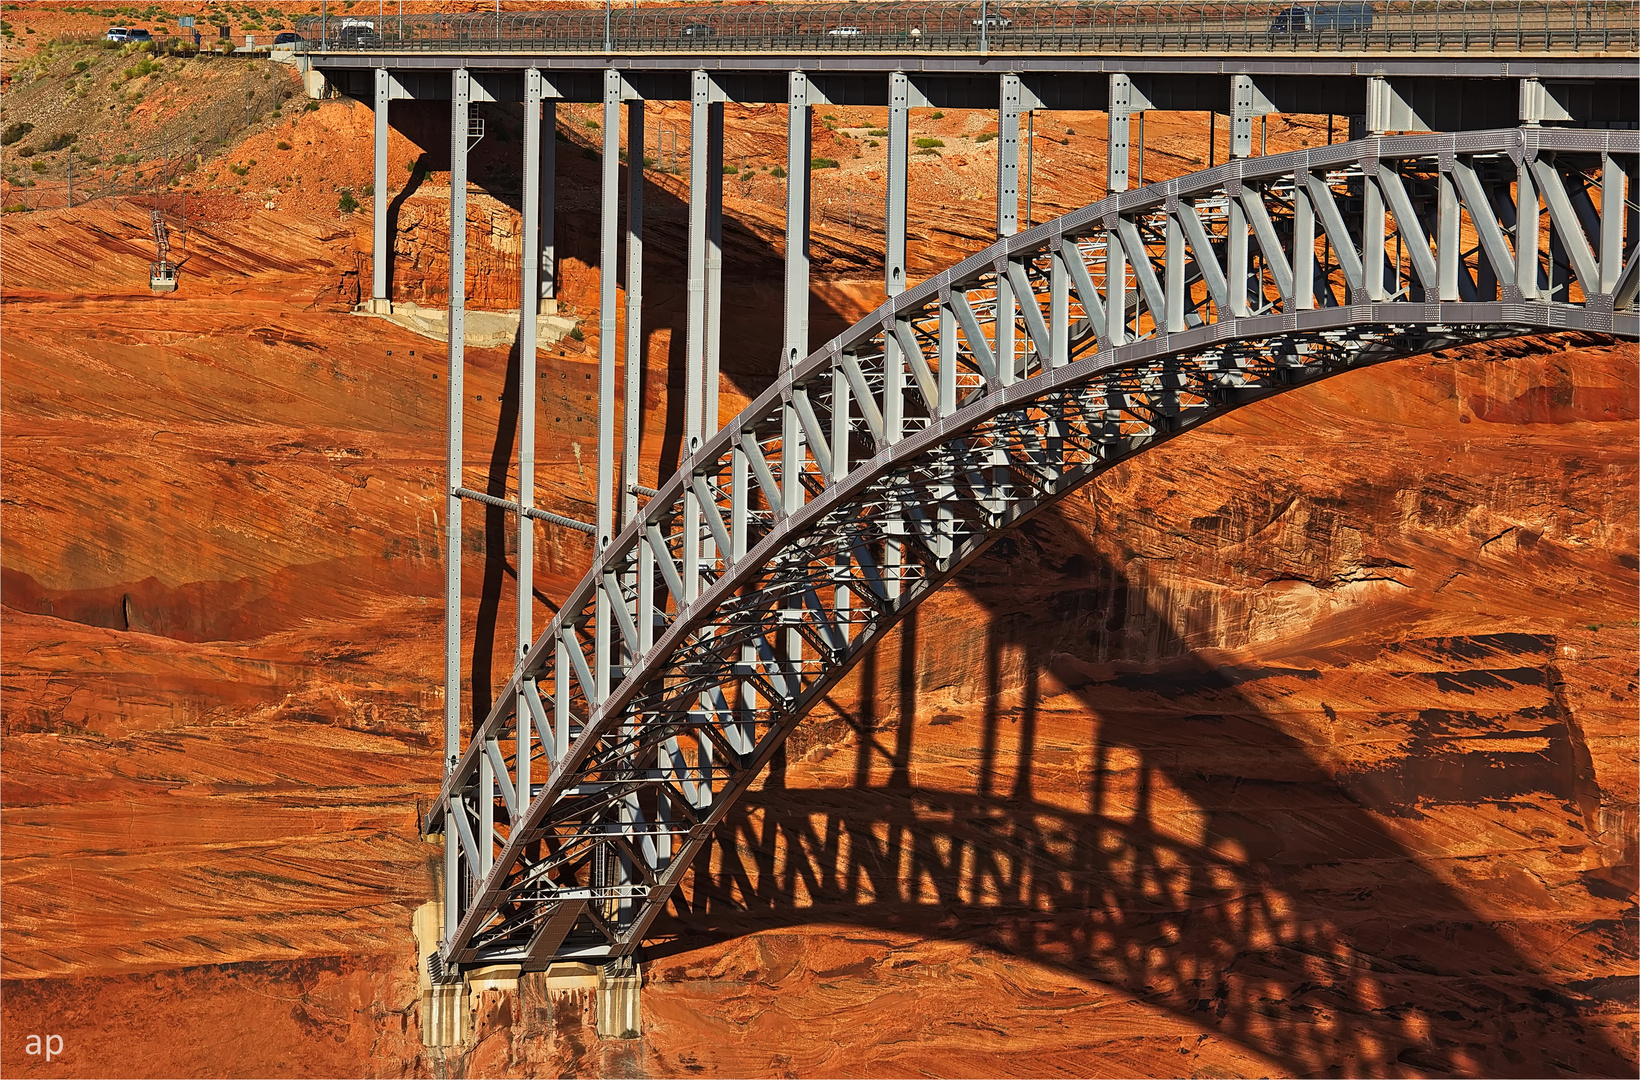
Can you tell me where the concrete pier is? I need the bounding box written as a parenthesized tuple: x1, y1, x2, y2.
(595, 959, 642, 1039)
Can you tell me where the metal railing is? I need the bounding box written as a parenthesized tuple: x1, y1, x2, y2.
(295, 1, 1636, 55)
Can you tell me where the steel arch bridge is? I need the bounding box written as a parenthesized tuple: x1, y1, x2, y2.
(426, 126, 1637, 972)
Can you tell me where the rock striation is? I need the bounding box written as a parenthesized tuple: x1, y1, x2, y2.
(0, 54, 1634, 1077)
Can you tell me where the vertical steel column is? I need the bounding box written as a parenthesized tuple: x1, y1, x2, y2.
(442, 66, 471, 945)
(1231, 74, 1255, 159)
(995, 262, 1016, 382)
(1600, 153, 1626, 294)
(1363, 168, 1387, 301)
(1516, 158, 1539, 299)
(1437, 168, 1460, 301)
(542, 101, 556, 301)
(1293, 178, 1316, 310)
(886, 71, 909, 296)
(596, 68, 621, 702)
(517, 68, 543, 799)
(1106, 227, 1127, 345)
(623, 101, 645, 531)
(782, 70, 812, 674)
(1108, 73, 1132, 194)
(784, 72, 812, 370)
(997, 74, 1020, 237)
(1228, 196, 1249, 316)
(705, 99, 724, 436)
(684, 70, 711, 600)
(1163, 215, 1185, 333)
(881, 71, 911, 608)
(372, 66, 390, 310)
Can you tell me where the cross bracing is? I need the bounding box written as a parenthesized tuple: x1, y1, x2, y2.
(425, 126, 1637, 971)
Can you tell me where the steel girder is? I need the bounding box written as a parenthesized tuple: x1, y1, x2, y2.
(427, 126, 1638, 971)
(297, 2, 1639, 56)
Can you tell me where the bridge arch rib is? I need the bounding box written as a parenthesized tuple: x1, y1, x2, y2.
(429, 126, 1638, 969)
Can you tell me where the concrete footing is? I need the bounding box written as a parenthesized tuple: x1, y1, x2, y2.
(595, 960, 642, 1040)
(355, 300, 572, 349)
(423, 983, 467, 1047)
(412, 902, 467, 1047)
(412, 902, 640, 1045)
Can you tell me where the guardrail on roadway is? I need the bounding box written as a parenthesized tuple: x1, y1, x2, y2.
(295, 1, 1636, 55)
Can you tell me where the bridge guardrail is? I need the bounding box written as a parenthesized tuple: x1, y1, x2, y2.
(295, 1, 1637, 55)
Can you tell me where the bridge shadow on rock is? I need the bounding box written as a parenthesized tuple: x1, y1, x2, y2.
(646, 506, 1633, 1078)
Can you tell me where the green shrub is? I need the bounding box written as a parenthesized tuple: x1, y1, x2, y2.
(73, 59, 90, 73)
(771, 165, 785, 178)
(361, 181, 374, 197)
(337, 187, 358, 213)
(276, 140, 291, 150)
(39, 132, 77, 152)
(303, 100, 319, 112)
(31, 160, 46, 172)
(1, 121, 33, 146)
(975, 131, 996, 143)
(914, 137, 943, 149)
(568, 325, 584, 342)
(722, 163, 738, 175)
(867, 128, 888, 137)
(914, 148, 940, 156)
(811, 157, 838, 169)
(929, 111, 944, 119)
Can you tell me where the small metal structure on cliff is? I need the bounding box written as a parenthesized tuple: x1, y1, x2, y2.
(149, 207, 178, 293)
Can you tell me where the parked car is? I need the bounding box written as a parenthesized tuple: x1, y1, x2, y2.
(1269, 3, 1376, 33)
(272, 31, 304, 46)
(127, 28, 153, 43)
(105, 26, 130, 42)
(828, 25, 864, 37)
(680, 23, 714, 37)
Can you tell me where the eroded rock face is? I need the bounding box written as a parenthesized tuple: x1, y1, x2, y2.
(2, 94, 1635, 1078)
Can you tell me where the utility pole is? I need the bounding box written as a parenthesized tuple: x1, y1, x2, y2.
(66, 157, 72, 208)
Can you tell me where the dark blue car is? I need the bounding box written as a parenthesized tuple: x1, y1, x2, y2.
(1270, 3, 1376, 33)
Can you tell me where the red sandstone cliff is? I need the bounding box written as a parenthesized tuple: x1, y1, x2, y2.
(2, 14, 1636, 1077)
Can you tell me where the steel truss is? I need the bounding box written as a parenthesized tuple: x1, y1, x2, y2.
(426, 127, 1638, 971)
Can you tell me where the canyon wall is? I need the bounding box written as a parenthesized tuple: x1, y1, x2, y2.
(1, 63, 1634, 1078)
